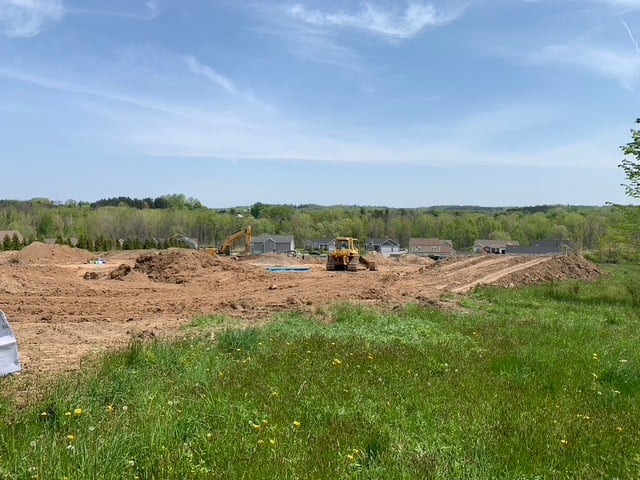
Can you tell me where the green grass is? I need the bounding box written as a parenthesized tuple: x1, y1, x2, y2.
(1, 265, 639, 479)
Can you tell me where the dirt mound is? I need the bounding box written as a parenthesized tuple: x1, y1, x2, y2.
(14, 242, 93, 265)
(133, 249, 247, 283)
(396, 254, 435, 266)
(368, 252, 435, 266)
(493, 255, 604, 288)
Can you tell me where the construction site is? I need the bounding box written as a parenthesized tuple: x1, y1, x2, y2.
(0, 241, 604, 378)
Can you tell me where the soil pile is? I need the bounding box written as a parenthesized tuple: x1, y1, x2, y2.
(396, 254, 435, 266)
(133, 249, 247, 283)
(13, 242, 93, 265)
(494, 255, 604, 288)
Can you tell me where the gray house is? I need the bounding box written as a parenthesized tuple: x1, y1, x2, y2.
(304, 238, 335, 252)
(408, 238, 455, 259)
(473, 239, 520, 254)
(252, 234, 295, 255)
(365, 238, 401, 256)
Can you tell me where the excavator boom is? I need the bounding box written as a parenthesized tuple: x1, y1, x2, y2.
(206, 226, 252, 256)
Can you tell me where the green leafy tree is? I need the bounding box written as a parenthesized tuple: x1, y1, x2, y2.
(606, 119, 640, 261)
(620, 118, 640, 199)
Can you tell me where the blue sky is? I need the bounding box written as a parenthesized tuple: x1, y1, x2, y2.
(1, 0, 639, 208)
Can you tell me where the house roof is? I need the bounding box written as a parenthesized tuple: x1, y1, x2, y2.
(304, 238, 334, 244)
(252, 234, 294, 243)
(367, 238, 400, 246)
(409, 238, 452, 247)
(473, 239, 520, 248)
(0, 230, 23, 241)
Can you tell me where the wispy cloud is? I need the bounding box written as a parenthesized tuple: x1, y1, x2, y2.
(286, 1, 467, 40)
(184, 56, 237, 94)
(0, 0, 64, 37)
(0, 67, 205, 118)
(588, 0, 640, 8)
(529, 41, 640, 89)
(66, 0, 160, 21)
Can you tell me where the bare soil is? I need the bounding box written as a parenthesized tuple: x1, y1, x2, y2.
(0, 243, 603, 376)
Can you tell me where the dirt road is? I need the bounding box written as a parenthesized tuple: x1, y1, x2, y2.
(0, 243, 602, 375)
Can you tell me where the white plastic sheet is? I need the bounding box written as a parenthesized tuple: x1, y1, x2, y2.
(0, 309, 21, 376)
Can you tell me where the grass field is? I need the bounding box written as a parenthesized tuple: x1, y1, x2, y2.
(1, 264, 639, 479)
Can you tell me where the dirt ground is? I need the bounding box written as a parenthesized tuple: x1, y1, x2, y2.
(0, 243, 603, 377)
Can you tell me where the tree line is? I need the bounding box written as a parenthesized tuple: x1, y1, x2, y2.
(0, 197, 623, 257)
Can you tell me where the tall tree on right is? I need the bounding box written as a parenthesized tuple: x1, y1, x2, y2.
(620, 118, 640, 199)
(608, 118, 640, 261)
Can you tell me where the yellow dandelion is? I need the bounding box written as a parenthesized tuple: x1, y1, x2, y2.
(262, 419, 269, 425)
(206, 433, 214, 441)
(74, 408, 83, 416)
(560, 439, 568, 445)
(65, 411, 72, 417)
(251, 423, 261, 432)
(332, 358, 342, 366)
(40, 412, 48, 418)
(269, 438, 276, 445)
(346, 454, 355, 462)
(292, 420, 301, 429)
(617, 426, 623, 432)
(66, 435, 76, 442)
(106, 405, 114, 412)
(257, 439, 265, 445)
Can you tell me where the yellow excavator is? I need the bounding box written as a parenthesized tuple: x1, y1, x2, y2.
(204, 226, 252, 256)
(326, 237, 376, 271)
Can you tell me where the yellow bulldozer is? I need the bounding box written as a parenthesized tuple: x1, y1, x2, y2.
(326, 237, 376, 271)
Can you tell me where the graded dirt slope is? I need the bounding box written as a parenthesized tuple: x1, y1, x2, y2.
(0, 245, 603, 376)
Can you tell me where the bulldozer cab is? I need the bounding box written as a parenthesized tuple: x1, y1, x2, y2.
(335, 237, 357, 252)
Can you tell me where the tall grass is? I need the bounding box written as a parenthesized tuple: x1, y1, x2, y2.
(0, 265, 639, 479)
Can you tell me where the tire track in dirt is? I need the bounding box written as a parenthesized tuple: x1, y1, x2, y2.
(450, 257, 550, 293)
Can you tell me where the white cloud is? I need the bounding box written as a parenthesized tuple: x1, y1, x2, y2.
(588, 0, 640, 8)
(0, 0, 63, 37)
(286, 1, 465, 40)
(184, 56, 237, 94)
(529, 42, 640, 89)
(145, 0, 159, 19)
(66, 1, 160, 21)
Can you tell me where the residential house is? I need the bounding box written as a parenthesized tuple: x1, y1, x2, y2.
(408, 238, 455, 259)
(365, 238, 401, 256)
(252, 234, 295, 255)
(506, 240, 574, 255)
(473, 239, 520, 254)
(303, 238, 335, 253)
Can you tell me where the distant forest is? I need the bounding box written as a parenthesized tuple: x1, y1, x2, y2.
(0, 194, 627, 260)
